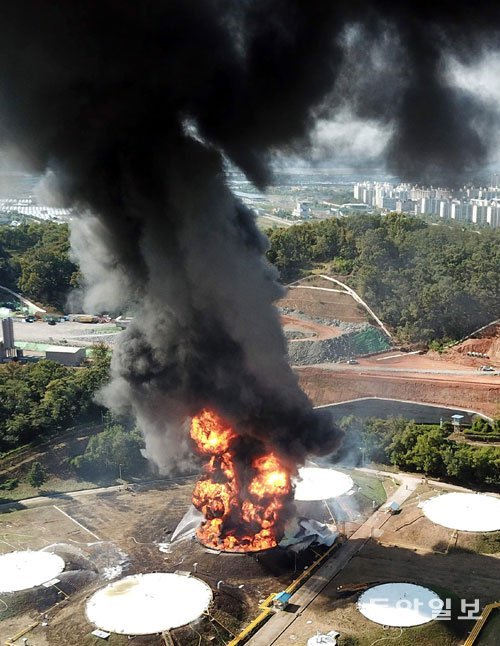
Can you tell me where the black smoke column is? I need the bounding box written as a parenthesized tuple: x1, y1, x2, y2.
(0, 1, 499, 472)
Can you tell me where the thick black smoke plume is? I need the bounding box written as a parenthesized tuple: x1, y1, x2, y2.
(0, 2, 499, 471)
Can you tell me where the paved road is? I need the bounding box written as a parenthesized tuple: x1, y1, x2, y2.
(306, 363, 499, 377)
(0, 475, 198, 512)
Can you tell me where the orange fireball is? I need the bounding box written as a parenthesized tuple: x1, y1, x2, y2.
(248, 453, 291, 499)
(190, 409, 236, 454)
(190, 410, 292, 552)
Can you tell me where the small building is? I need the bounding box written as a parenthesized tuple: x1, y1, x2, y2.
(272, 591, 292, 610)
(45, 345, 86, 367)
(293, 201, 311, 219)
(451, 414, 465, 431)
(385, 501, 401, 515)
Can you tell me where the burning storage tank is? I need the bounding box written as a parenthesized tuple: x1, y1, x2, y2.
(190, 409, 293, 552)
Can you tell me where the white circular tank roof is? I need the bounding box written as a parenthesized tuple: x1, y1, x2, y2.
(294, 467, 354, 501)
(422, 492, 500, 532)
(0, 550, 65, 593)
(86, 573, 213, 635)
(358, 583, 443, 627)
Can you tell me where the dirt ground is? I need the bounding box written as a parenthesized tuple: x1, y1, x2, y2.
(280, 278, 499, 417)
(273, 539, 499, 646)
(296, 366, 500, 417)
(271, 484, 500, 646)
(449, 322, 500, 364)
(1, 476, 499, 645)
(12, 319, 121, 346)
(278, 277, 369, 323)
(0, 477, 348, 645)
(281, 314, 343, 340)
(360, 348, 500, 372)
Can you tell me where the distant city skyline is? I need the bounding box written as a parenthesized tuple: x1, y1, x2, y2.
(354, 181, 500, 228)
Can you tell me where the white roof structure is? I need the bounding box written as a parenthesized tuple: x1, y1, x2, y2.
(86, 573, 213, 635)
(307, 631, 339, 645)
(294, 467, 354, 501)
(0, 551, 65, 593)
(358, 583, 443, 627)
(421, 492, 500, 532)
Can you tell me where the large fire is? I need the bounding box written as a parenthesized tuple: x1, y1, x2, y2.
(190, 409, 292, 552)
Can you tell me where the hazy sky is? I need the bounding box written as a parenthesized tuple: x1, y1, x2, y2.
(309, 48, 500, 172)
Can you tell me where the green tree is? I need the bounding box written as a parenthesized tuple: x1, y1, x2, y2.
(410, 428, 449, 475)
(27, 461, 47, 489)
(0, 351, 110, 452)
(72, 422, 145, 477)
(470, 417, 492, 435)
(18, 247, 76, 310)
(443, 445, 474, 482)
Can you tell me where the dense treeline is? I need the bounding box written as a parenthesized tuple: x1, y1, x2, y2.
(338, 416, 500, 487)
(267, 214, 500, 343)
(0, 222, 78, 310)
(2, 214, 499, 342)
(0, 344, 110, 453)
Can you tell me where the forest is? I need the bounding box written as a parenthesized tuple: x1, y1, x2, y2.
(338, 416, 500, 488)
(1, 214, 499, 343)
(0, 344, 109, 453)
(267, 213, 500, 343)
(0, 222, 78, 310)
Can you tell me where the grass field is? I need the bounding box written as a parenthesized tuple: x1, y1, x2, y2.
(350, 471, 390, 507)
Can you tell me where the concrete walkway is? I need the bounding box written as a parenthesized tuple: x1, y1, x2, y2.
(0, 475, 199, 512)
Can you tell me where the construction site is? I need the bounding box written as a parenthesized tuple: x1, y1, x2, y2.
(280, 276, 499, 419)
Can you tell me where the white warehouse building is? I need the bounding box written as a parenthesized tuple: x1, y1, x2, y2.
(45, 346, 86, 367)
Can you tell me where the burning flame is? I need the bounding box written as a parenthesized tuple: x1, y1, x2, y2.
(190, 409, 292, 552)
(190, 409, 236, 454)
(249, 453, 290, 499)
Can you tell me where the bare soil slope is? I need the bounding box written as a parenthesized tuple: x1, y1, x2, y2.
(448, 322, 500, 365)
(279, 275, 369, 323)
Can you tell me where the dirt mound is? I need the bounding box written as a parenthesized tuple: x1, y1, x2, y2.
(281, 313, 343, 340)
(450, 322, 500, 363)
